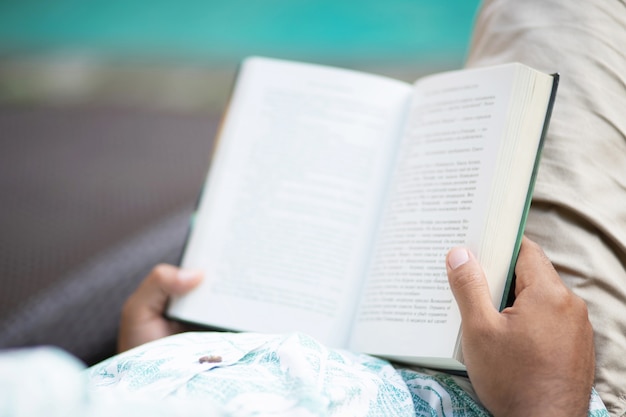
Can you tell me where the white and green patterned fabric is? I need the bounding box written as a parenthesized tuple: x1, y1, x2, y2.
(1, 332, 609, 416)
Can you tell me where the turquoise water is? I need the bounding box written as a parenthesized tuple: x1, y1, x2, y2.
(0, 0, 480, 66)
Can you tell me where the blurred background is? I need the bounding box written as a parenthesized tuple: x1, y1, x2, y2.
(0, 0, 480, 109)
(0, 0, 481, 364)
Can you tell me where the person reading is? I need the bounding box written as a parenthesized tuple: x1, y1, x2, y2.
(114, 237, 597, 417)
(2, 0, 624, 415)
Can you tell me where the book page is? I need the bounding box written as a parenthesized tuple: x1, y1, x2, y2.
(350, 66, 518, 360)
(169, 57, 412, 347)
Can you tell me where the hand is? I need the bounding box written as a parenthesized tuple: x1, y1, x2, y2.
(446, 237, 594, 417)
(117, 264, 203, 353)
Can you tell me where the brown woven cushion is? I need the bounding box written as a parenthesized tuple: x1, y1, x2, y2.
(0, 105, 218, 364)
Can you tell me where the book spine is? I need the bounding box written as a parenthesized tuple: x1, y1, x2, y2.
(499, 73, 560, 310)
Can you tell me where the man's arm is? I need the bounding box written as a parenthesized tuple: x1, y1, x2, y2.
(117, 264, 203, 353)
(446, 237, 595, 417)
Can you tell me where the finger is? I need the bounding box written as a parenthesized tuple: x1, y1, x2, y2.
(127, 264, 203, 317)
(514, 237, 564, 297)
(446, 247, 499, 323)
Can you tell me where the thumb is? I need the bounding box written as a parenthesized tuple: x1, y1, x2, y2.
(446, 247, 498, 323)
(171, 268, 205, 295)
(130, 265, 203, 317)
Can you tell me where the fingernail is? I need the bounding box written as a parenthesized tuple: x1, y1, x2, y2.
(178, 269, 200, 281)
(448, 248, 470, 270)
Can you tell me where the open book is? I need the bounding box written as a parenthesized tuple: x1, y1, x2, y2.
(168, 56, 558, 371)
